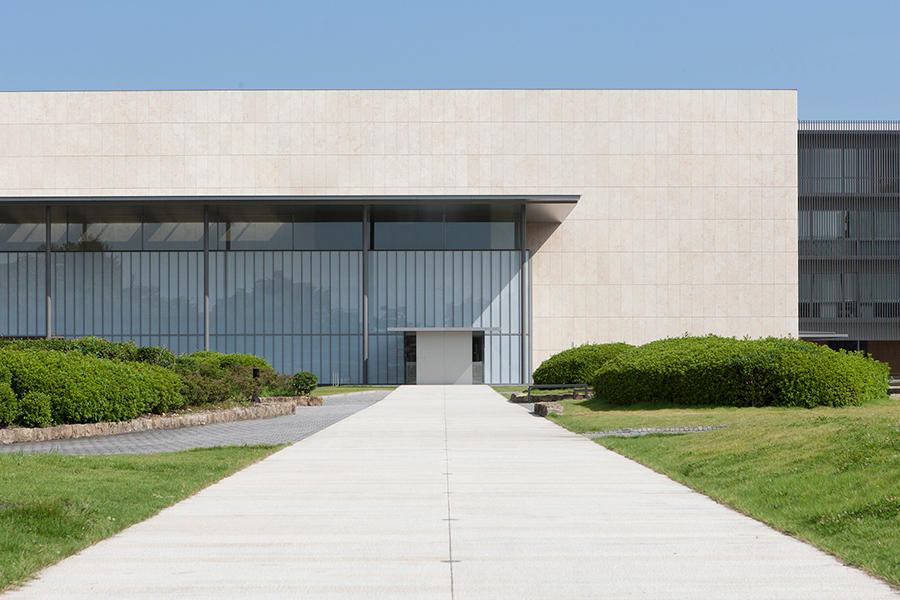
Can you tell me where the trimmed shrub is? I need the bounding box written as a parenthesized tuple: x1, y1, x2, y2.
(0, 337, 140, 362)
(136, 345, 176, 369)
(17, 392, 52, 428)
(533, 343, 634, 385)
(592, 335, 889, 408)
(292, 371, 318, 395)
(76, 337, 141, 362)
(0, 348, 184, 425)
(0, 337, 177, 370)
(173, 355, 200, 375)
(0, 382, 17, 426)
(219, 353, 273, 371)
(189, 351, 274, 378)
(180, 352, 283, 406)
(0, 363, 11, 386)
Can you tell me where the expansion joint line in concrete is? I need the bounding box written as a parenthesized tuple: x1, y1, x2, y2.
(442, 389, 457, 599)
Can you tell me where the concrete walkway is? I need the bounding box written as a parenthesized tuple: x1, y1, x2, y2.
(4, 386, 897, 599)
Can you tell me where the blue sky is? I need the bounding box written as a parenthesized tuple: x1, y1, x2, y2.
(2, 0, 898, 119)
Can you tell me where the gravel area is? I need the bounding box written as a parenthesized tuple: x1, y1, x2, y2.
(583, 425, 729, 438)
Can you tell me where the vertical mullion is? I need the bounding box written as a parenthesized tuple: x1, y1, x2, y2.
(45, 206, 51, 338)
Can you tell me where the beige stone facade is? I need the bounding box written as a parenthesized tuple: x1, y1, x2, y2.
(0, 90, 799, 367)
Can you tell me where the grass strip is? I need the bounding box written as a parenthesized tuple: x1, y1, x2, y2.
(0, 444, 285, 592)
(549, 396, 900, 588)
(311, 385, 397, 396)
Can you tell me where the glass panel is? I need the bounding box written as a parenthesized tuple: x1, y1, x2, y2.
(472, 332, 484, 385)
(444, 222, 517, 249)
(0, 253, 46, 337)
(373, 222, 443, 250)
(143, 222, 204, 251)
(0, 224, 45, 251)
(220, 222, 292, 250)
(445, 204, 518, 249)
(404, 332, 417, 384)
(68, 222, 142, 251)
(294, 222, 363, 250)
(371, 204, 443, 250)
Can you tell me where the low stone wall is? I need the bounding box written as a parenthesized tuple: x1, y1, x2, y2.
(260, 395, 324, 406)
(0, 396, 324, 445)
(509, 391, 592, 403)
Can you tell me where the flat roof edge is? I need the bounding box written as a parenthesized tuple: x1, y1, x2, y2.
(0, 194, 580, 204)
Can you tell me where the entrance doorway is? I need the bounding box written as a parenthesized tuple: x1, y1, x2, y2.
(402, 330, 486, 385)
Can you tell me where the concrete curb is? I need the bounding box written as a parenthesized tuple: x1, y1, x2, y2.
(0, 396, 323, 445)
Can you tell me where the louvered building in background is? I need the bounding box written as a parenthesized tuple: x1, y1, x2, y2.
(799, 122, 900, 372)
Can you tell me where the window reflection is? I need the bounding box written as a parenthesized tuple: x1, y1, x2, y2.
(370, 204, 519, 250)
(370, 205, 443, 250)
(217, 222, 292, 251)
(293, 206, 363, 250)
(0, 223, 45, 251)
(445, 222, 516, 249)
(68, 223, 142, 251)
(373, 222, 443, 250)
(144, 222, 204, 251)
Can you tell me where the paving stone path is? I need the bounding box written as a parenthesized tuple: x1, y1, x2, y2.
(583, 425, 729, 438)
(0, 391, 390, 455)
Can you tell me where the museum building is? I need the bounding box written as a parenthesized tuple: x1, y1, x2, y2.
(0, 90, 800, 384)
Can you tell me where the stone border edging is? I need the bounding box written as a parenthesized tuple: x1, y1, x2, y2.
(0, 396, 323, 445)
(583, 425, 728, 438)
(510, 391, 592, 403)
(533, 402, 564, 417)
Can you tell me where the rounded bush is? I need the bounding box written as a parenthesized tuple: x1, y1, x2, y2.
(220, 353, 273, 371)
(17, 391, 52, 428)
(173, 355, 200, 375)
(189, 351, 274, 378)
(292, 371, 318, 395)
(0, 382, 18, 426)
(0, 337, 140, 362)
(77, 337, 140, 362)
(136, 345, 176, 369)
(0, 348, 184, 425)
(592, 335, 889, 408)
(533, 343, 634, 385)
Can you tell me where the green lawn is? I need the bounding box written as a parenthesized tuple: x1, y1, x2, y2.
(549, 396, 900, 587)
(311, 385, 397, 396)
(0, 445, 284, 592)
(490, 386, 526, 393)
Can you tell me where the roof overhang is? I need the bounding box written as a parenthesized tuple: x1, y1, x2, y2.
(0, 194, 580, 224)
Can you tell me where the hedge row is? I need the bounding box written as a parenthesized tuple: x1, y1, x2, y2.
(188, 351, 274, 378)
(532, 343, 634, 385)
(0, 339, 321, 428)
(589, 336, 889, 408)
(0, 348, 184, 426)
(0, 337, 176, 368)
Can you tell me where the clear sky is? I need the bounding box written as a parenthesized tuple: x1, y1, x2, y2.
(2, 0, 898, 120)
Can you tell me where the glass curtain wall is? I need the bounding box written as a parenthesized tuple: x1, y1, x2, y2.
(367, 250, 522, 384)
(208, 250, 363, 381)
(0, 205, 47, 337)
(0, 201, 527, 384)
(47, 204, 205, 353)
